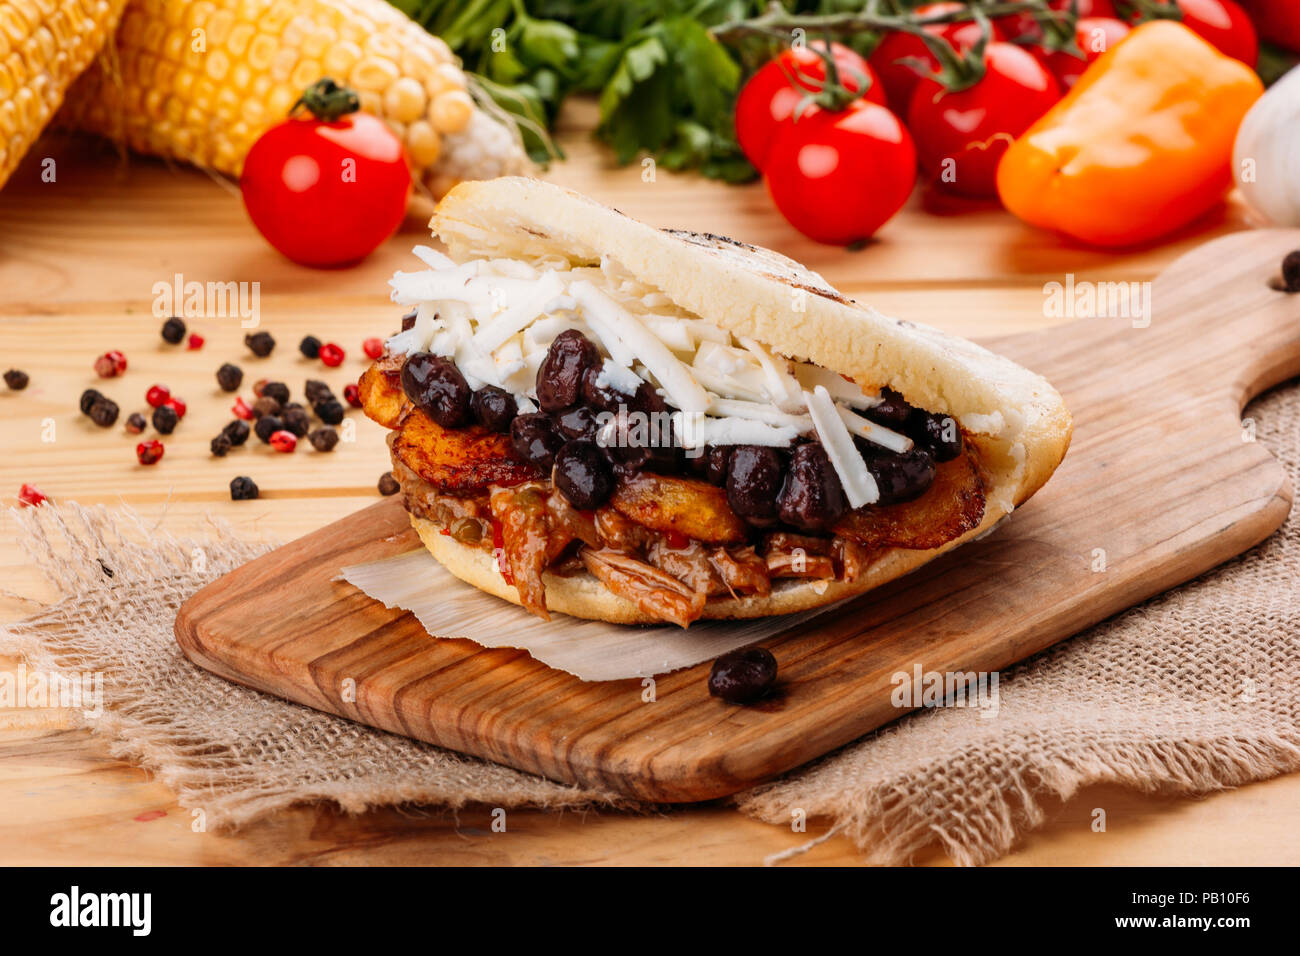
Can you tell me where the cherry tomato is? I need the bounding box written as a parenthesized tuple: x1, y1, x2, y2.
(1034, 17, 1131, 91)
(997, 0, 1119, 43)
(908, 42, 1060, 199)
(1136, 0, 1257, 65)
(735, 41, 887, 170)
(764, 99, 916, 245)
(241, 80, 410, 268)
(1237, 0, 1300, 54)
(870, 3, 1006, 117)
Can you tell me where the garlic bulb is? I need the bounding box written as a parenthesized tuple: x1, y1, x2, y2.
(1234, 66, 1300, 227)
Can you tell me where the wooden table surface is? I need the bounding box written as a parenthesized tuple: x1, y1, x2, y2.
(3, 105, 1298, 866)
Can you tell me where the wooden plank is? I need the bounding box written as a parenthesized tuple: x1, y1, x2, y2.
(2, 128, 1293, 865)
(174, 228, 1300, 802)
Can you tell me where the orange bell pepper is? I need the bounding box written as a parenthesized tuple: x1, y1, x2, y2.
(996, 21, 1263, 247)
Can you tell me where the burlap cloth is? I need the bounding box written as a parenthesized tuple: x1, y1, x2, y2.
(4, 382, 1299, 866)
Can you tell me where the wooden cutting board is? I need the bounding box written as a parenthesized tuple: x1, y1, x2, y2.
(175, 229, 1300, 803)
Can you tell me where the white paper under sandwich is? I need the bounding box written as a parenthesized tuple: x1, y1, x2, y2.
(339, 550, 837, 681)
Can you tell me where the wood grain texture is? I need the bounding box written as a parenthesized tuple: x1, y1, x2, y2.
(175, 229, 1300, 803)
(4, 115, 1297, 864)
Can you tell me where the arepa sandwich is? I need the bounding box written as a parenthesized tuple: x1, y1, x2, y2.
(358, 178, 1072, 627)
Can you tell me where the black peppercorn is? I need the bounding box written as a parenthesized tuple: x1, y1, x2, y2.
(254, 415, 282, 443)
(1283, 250, 1300, 293)
(88, 396, 120, 428)
(222, 419, 251, 446)
(152, 403, 179, 434)
(125, 412, 147, 434)
(299, 335, 322, 358)
(377, 472, 399, 496)
(309, 427, 339, 452)
(216, 363, 243, 392)
(230, 476, 259, 500)
(281, 405, 310, 437)
(3, 369, 28, 390)
(161, 316, 186, 344)
(304, 379, 334, 405)
(80, 388, 103, 415)
(315, 398, 345, 425)
(210, 433, 233, 457)
(261, 381, 290, 405)
(251, 395, 282, 419)
(244, 331, 275, 357)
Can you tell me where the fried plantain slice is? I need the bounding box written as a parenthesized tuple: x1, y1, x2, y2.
(609, 472, 749, 545)
(834, 450, 986, 552)
(391, 409, 538, 495)
(358, 357, 407, 430)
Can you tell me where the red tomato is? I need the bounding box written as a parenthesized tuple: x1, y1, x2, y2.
(241, 86, 410, 268)
(1237, 0, 1300, 54)
(908, 42, 1060, 199)
(764, 99, 916, 245)
(998, 0, 1119, 42)
(735, 41, 887, 170)
(870, 3, 1005, 117)
(1137, 0, 1258, 65)
(1035, 17, 1131, 91)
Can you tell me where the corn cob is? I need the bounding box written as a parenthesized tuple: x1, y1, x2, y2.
(0, 0, 128, 190)
(60, 0, 529, 198)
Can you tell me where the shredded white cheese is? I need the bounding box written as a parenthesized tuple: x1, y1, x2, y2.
(806, 386, 880, 508)
(570, 281, 710, 414)
(835, 405, 913, 454)
(386, 250, 917, 508)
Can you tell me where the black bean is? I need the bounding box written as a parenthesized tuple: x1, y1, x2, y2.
(863, 387, 913, 428)
(244, 331, 275, 357)
(629, 381, 668, 416)
(859, 443, 936, 506)
(726, 445, 785, 521)
(125, 412, 147, 434)
(210, 434, 232, 457)
(553, 440, 616, 510)
(304, 379, 334, 405)
(400, 351, 471, 427)
(161, 316, 186, 344)
(314, 399, 345, 425)
(299, 335, 321, 358)
(378, 472, 400, 496)
(908, 409, 963, 462)
(470, 386, 517, 432)
(4, 369, 28, 390)
(254, 415, 283, 443)
(536, 330, 599, 412)
(704, 446, 730, 486)
(222, 419, 251, 446)
(261, 381, 290, 405)
(281, 406, 311, 437)
(778, 441, 846, 531)
(580, 364, 629, 412)
(230, 476, 259, 500)
(708, 647, 778, 704)
(509, 413, 564, 471)
(80, 388, 103, 415)
(309, 427, 339, 452)
(151, 404, 178, 434)
(88, 397, 119, 428)
(216, 363, 243, 392)
(554, 404, 598, 441)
